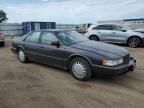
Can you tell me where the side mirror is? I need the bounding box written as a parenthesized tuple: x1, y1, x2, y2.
(121, 29, 127, 32)
(51, 41, 61, 47)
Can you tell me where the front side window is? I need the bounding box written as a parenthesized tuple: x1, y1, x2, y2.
(41, 32, 58, 45)
(25, 32, 41, 43)
(93, 25, 112, 30)
(112, 25, 123, 31)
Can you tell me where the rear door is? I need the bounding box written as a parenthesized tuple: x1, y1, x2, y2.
(23, 32, 41, 61)
(92, 25, 113, 41)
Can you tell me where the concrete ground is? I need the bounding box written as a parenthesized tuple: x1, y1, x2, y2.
(0, 38, 144, 108)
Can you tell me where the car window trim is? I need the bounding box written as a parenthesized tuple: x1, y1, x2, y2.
(23, 32, 33, 41)
(93, 25, 113, 30)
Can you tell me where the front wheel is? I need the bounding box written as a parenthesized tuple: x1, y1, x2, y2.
(128, 37, 141, 48)
(70, 57, 92, 81)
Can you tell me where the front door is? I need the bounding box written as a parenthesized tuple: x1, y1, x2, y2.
(110, 25, 128, 43)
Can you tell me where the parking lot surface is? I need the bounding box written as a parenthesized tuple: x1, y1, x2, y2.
(0, 38, 144, 108)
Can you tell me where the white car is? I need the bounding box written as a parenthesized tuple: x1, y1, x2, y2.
(134, 28, 144, 34)
(85, 24, 144, 48)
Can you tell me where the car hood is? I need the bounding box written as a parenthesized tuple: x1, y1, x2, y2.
(134, 30, 144, 34)
(127, 30, 144, 37)
(70, 41, 129, 59)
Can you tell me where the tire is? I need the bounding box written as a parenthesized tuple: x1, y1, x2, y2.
(18, 49, 27, 63)
(89, 35, 99, 41)
(128, 37, 141, 48)
(69, 57, 92, 81)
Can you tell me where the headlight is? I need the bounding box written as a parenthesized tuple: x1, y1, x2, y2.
(102, 59, 124, 66)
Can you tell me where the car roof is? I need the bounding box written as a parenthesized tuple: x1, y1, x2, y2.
(89, 23, 130, 29)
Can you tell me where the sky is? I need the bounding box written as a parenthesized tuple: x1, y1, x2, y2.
(0, 0, 144, 24)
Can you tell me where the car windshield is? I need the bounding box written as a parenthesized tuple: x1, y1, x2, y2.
(55, 31, 89, 45)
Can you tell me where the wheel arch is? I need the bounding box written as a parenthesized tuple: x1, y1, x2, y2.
(16, 45, 25, 53)
(67, 54, 92, 69)
(127, 36, 142, 44)
(89, 34, 100, 41)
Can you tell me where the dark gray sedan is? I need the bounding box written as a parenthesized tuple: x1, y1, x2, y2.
(11, 30, 136, 81)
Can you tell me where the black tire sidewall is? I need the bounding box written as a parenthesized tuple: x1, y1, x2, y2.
(70, 57, 92, 81)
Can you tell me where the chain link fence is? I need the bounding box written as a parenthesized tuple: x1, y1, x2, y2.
(0, 23, 23, 36)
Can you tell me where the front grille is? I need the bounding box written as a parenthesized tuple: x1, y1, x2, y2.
(123, 54, 130, 64)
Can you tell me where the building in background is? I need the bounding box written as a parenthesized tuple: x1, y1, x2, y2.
(97, 18, 144, 30)
(56, 24, 79, 30)
(22, 22, 56, 34)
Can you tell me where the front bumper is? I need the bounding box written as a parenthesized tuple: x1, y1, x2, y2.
(92, 57, 136, 76)
(142, 38, 144, 45)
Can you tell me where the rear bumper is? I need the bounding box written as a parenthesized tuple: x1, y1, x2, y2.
(92, 57, 136, 76)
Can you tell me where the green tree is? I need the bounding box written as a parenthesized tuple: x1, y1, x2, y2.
(0, 10, 8, 23)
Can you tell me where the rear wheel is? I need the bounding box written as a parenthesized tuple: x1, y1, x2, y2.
(18, 49, 27, 63)
(128, 37, 141, 48)
(70, 57, 92, 81)
(89, 35, 99, 41)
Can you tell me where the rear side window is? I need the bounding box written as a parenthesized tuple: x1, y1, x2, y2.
(93, 25, 112, 30)
(40, 32, 58, 45)
(25, 32, 41, 44)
